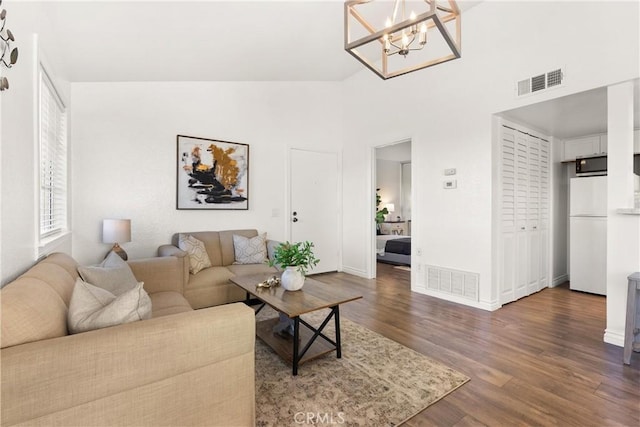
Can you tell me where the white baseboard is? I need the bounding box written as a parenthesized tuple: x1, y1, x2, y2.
(604, 329, 624, 347)
(552, 274, 569, 287)
(412, 286, 500, 311)
(341, 266, 369, 279)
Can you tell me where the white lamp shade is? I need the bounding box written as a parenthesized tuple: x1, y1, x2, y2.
(384, 203, 395, 212)
(103, 219, 131, 244)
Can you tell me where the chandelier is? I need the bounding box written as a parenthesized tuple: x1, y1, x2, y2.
(345, 0, 461, 80)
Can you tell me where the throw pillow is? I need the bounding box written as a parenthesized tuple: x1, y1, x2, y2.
(233, 233, 267, 265)
(178, 234, 212, 275)
(78, 251, 138, 295)
(67, 278, 152, 334)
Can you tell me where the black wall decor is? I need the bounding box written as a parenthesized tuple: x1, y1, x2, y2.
(0, 0, 19, 91)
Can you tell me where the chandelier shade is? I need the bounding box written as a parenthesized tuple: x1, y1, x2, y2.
(344, 0, 461, 80)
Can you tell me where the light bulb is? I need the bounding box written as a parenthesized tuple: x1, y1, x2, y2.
(385, 17, 392, 28)
(419, 23, 427, 45)
(401, 31, 409, 48)
(409, 11, 418, 34)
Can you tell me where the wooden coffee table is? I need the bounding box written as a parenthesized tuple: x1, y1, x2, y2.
(230, 273, 362, 375)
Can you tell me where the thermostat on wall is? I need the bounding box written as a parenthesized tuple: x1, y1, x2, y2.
(443, 179, 457, 189)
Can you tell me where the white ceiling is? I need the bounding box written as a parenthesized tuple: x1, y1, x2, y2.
(26, 0, 481, 82)
(500, 81, 640, 139)
(376, 141, 411, 162)
(39, 0, 358, 81)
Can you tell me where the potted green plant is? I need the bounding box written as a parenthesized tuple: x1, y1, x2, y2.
(269, 241, 320, 291)
(375, 189, 389, 233)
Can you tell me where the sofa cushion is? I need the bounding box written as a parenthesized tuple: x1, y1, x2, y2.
(179, 234, 213, 274)
(1, 278, 69, 348)
(226, 263, 278, 277)
(184, 266, 244, 309)
(39, 252, 81, 284)
(67, 278, 152, 334)
(20, 255, 78, 307)
(78, 251, 139, 295)
(150, 291, 193, 317)
(186, 266, 235, 291)
(233, 233, 267, 264)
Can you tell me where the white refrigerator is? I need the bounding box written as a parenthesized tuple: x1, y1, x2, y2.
(569, 176, 607, 295)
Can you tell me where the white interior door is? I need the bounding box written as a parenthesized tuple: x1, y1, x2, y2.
(289, 149, 339, 274)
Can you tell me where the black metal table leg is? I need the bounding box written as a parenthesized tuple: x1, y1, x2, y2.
(293, 317, 300, 376)
(334, 305, 341, 359)
(288, 306, 342, 375)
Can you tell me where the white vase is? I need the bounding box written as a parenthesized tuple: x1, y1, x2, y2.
(281, 266, 305, 291)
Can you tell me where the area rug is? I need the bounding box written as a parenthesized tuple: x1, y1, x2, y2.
(393, 265, 411, 272)
(255, 307, 469, 426)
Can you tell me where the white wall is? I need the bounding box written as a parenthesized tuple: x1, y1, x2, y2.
(401, 162, 412, 222)
(341, 1, 639, 311)
(70, 82, 342, 265)
(0, 3, 71, 285)
(605, 82, 640, 346)
(376, 159, 401, 219)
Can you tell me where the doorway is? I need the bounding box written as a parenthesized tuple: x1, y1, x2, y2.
(373, 140, 412, 278)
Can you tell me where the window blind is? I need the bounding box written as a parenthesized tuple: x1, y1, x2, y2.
(39, 69, 67, 239)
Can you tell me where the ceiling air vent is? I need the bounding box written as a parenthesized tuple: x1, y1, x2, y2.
(516, 67, 564, 97)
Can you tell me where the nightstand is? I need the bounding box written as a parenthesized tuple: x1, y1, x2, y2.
(380, 221, 407, 235)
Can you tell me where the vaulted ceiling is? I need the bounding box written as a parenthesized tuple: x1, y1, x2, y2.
(18, 1, 637, 139)
(29, 0, 480, 82)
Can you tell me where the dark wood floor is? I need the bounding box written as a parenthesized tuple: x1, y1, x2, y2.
(313, 263, 640, 427)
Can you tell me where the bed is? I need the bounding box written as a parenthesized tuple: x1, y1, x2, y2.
(376, 235, 411, 266)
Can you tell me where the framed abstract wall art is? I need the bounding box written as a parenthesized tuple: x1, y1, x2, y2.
(177, 135, 249, 210)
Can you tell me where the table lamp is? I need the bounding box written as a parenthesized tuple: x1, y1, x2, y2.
(103, 219, 131, 260)
(384, 203, 395, 221)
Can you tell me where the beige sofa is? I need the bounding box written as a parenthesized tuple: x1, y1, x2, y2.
(0, 253, 255, 427)
(159, 229, 278, 309)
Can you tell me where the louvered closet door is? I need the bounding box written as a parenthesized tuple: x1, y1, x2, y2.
(514, 132, 529, 300)
(527, 136, 541, 294)
(538, 139, 550, 290)
(500, 128, 517, 304)
(499, 125, 551, 305)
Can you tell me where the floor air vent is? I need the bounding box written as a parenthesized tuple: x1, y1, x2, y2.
(517, 68, 564, 97)
(425, 265, 479, 301)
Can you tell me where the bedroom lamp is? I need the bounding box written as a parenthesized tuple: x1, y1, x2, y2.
(344, 0, 461, 80)
(103, 219, 131, 260)
(384, 203, 395, 221)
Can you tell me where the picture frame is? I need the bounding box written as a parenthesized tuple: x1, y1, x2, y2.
(176, 135, 249, 210)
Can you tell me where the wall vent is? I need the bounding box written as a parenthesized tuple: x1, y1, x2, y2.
(425, 265, 479, 301)
(517, 79, 530, 96)
(517, 68, 564, 97)
(531, 74, 546, 92)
